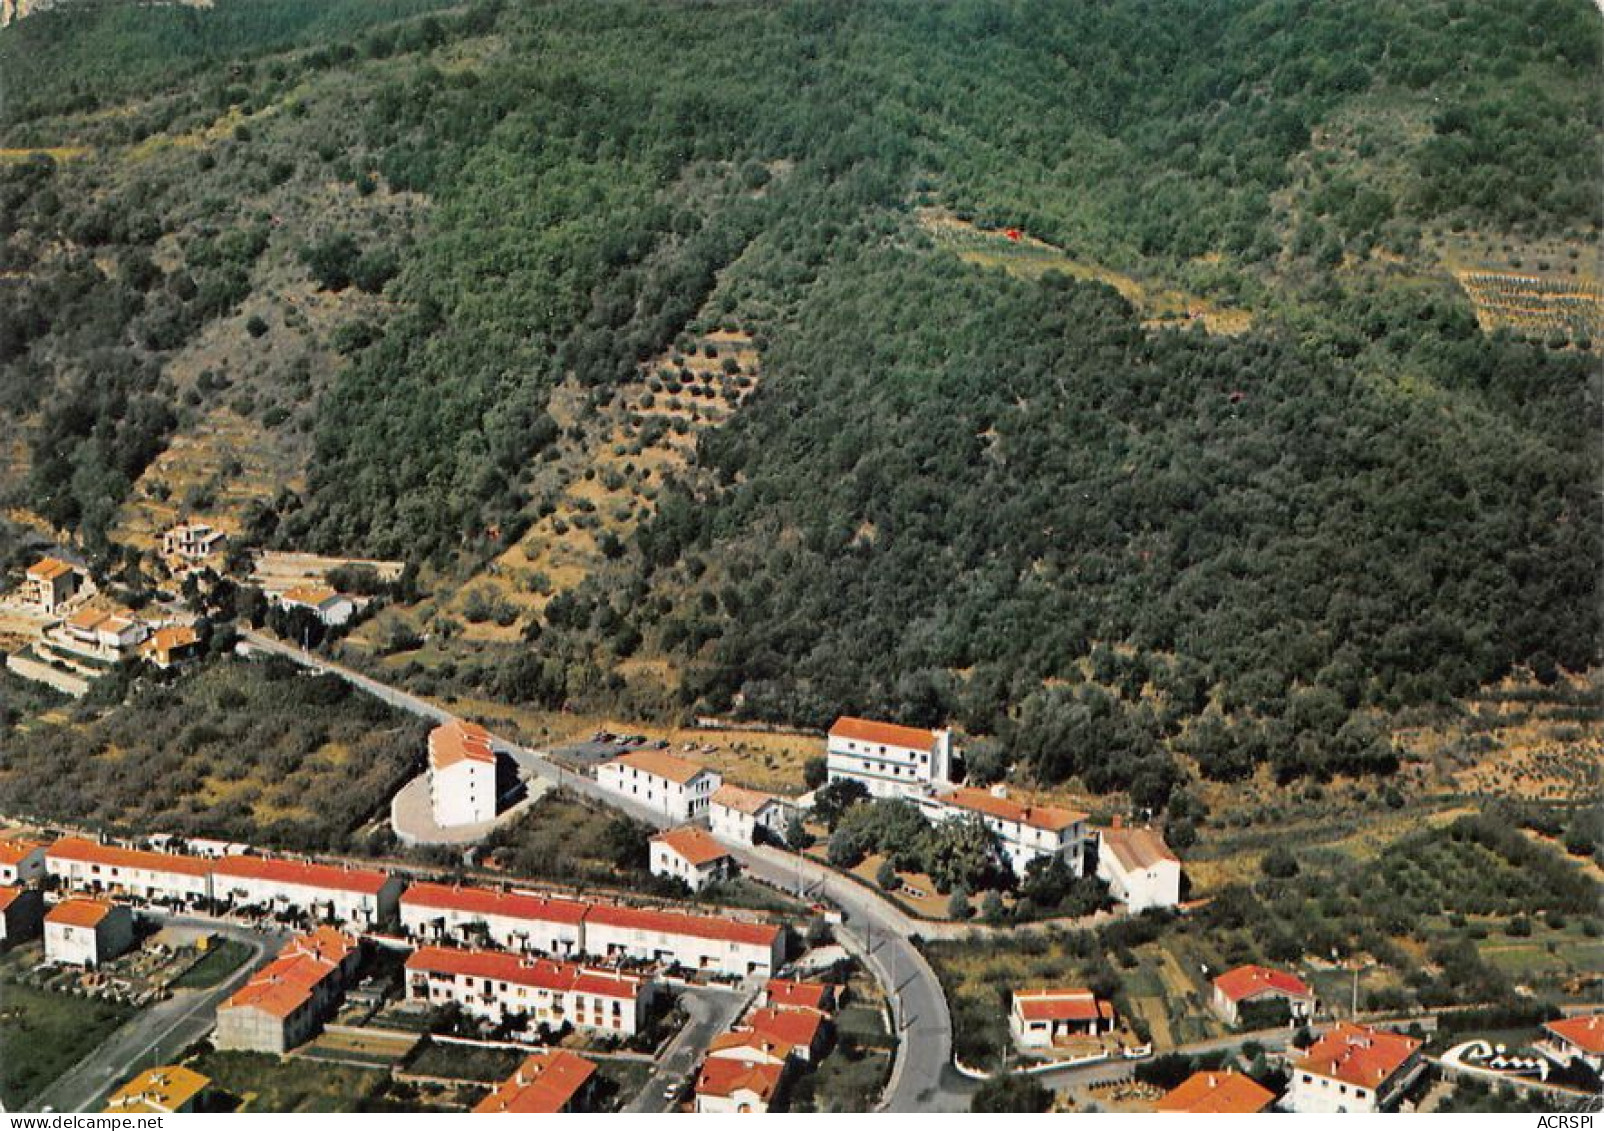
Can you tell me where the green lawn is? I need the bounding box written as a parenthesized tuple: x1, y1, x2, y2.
(0, 984, 134, 1108)
(191, 1050, 391, 1112)
(170, 940, 255, 990)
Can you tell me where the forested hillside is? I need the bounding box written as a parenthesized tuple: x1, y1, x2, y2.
(0, 0, 1598, 800)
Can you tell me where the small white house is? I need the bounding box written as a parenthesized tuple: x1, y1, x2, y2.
(275, 585, 355, 627)
(1539, 1014, 1604, 1073)
(428, 719, 498, 827)
(709, 784, 794, 845)
(649, 826, 735, 892)
(162, 523, 226, 561)
(44, 898, 135, 967)
(595, 751, 720, 822)
(1096, 822, 1182, 912)
(1009, 988, 1115, 1049)
(0, 838, 48, 886)
(1284, 1023, 1423, 1114)
(695, 1058, 787, 1114)
(1211, 964, 1316, 1026)
(825, 716, 955, 800)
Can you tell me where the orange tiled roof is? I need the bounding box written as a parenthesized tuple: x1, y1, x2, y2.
(711, 784, 783, 816)
(1545, 1013, 1604, 1056)
(66, 608, 109, 631)
(1213, 964, 1313, 1004)
(1157, 1070, 1276, 1114)
(212, 854, 391, 895)
(695, 1057, 784, 1102)
(765, 979, 833, 1014)
(1014, 988, 1114, 1023)
(225, 953, 334, 1019)
(0, 885, 29, 912)
(27, 557, 74, 581)
(146, 625, 200, 653)
(401, 881, 589, 924)
(585, 902, 780, 948)
(428, 719, 495, 770)
(747, 1006, 824, 1049)
(281, 585, 340, 607)
(0, 837, 46, 867)
(404, 946, 642, 999)
(941, 787, 1085, 833)
(103, 1065, 211, 1114)
(47, 837, 214, 878)
(828, 716, 938, 750)
(605, 749, 712, 785)
(1099, 825, 1178, 870)
(47, 897, 117, 928)
(652, 826, 731, 868)
(474, 1050, 597, 1114)
(1296, 1023, 1421, 1089)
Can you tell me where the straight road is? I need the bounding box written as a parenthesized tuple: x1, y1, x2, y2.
(26, 918, 278, 1114)
(237, 632, 968, 1111)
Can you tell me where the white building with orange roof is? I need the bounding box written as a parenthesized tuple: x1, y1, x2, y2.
(428, 719, 498, 827)
(275, 585, 354, 627)
(44, 898, 134, 966)
(584, 903, 784, 977)
(694, 1056, 788, 1114)
(0, 885, 44, 944)
(707, 1029, 795, 1067)
(920, 784, 1089, 878)
(1096, 821, 1182, 912)
(649, 826, 735, 891)
(46, 837, 214, 907)
(400, 882, 588, 956)
(474, 1050, 598, 1114)
(826, 716, 955, 800)
(1009, 987, 1116, 1049)
(709, 784, 794, 845)
(1211, 963, 1317, 1026)
(24, 556, 81, 614)
(596, 750, 721, 822)
(62, 607, 148, 654)
(403, 946, 652, 1037)
(215, 927, 360, 1053)
(1539, 1013, 1604, 1073)
(761, 978, 838, 1015)
(0, 837, 48, 886)
(212, 855, 401, 927)
(1285, 1023, 1423, 1113)
(140, 624, 203, 668)
(1157, 1070, 1277, 1114)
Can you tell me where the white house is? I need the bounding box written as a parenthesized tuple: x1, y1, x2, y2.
(1008, 988, 1116, 1049)
(1539, 1014, 1604, 1073)
(584, 903, 784, 977)
(1211, 964, 1317, 1026)
(275, 585, 355, 627)
(695, 1057, 788, 1114)
(62, 608, 149, 655)
(0, 838, 48, 886)
(399, 882, 589, 957)
(161, 523, 226, 561)
(44, 898, 135, 967)
(918, 785, 1088, 878)
(825, 716, 955, 800)
(46, 837, 215, 908)
(1096, 822, 1182, 912)
(428, 719, 498, 827)
(595, 750, 720, 822)
(709, 784, 794, 846)
(212, 855, 400, 927)
(0, 886, 44, 944)
(650, 826, 736, 892)
(215, 927, 360, 1054)
(1284, 1023, 1423, 1114)
(404, 947, 651, 1037)
(25, 557, 81, 614)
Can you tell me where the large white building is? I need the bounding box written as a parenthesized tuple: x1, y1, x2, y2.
(825, 716, 954, 800)
(584, 903, 784, 978)
(649, 826, 735, 892)
(44, 898, 134, 967)
(46, 837, 215, 908)
(404, 946, 651, 1037)
(595, 750, 721, 822)
(212, 856, 401, 927)
(0, 838, 48, 886)
(216, 927, 360, 1054)
(400, 882, 589, 957)
(1095, 823, 1182, 912)
(428, 720, 498, 827)
(1284, 1023, 1423, 1114)
(918, 786, 1088, 878)
(709, 785, 794, 846)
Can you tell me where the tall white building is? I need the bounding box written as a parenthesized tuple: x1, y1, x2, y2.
(44, 898, 134, 967)
(428, 720, 498, 827)
(825, 716, 954, 800)
(595, 751, 720, 822)
(918, 786, 1088, 878)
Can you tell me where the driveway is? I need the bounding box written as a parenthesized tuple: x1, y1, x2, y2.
(624, 983, 754, 1113)
(25, 917, 280, 1113)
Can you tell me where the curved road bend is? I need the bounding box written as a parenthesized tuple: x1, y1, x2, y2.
(27, 918, 277, 1114)
(238, 632, 967, 1111)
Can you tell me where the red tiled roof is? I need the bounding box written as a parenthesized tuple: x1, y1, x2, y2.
(0, 838, 46, 867)
(474, 1051, 596, 1114)
(212, 854, 391, 895)
(66, 608, 108, 631)
(401, 882, 588, 925)
(225, 952, 335, 1020)
(828, 716, 938, 750)
(1157, 1071, 1276, 1114)
(652, 826, 732, 868)
(747, 1006, 824, 1049)
(1545, 1014, 1604, 1056)
(27, 557, 74, 581)
(765, 979, 833, 1014)
(47, 837, 214, 878)
(428, 720, 495, 771)
(941, 787, 1085, 833)
(711, 784, 783, 816)
(695, 1057, 784, 1101)
(585, 902, 780, 948)
(708, 1029, 795, 1062)
(1296, 1023, 1421, 1089)
(1213, 964, 1314, 1004)
(284, 926, 359, 966)
(1014, 988, 1114, 1023)
(605, 749, 712, 785)
(47, 898, 117, 928)
(1099, 826, 1178, 870)
(404, 947, 642, 1000)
